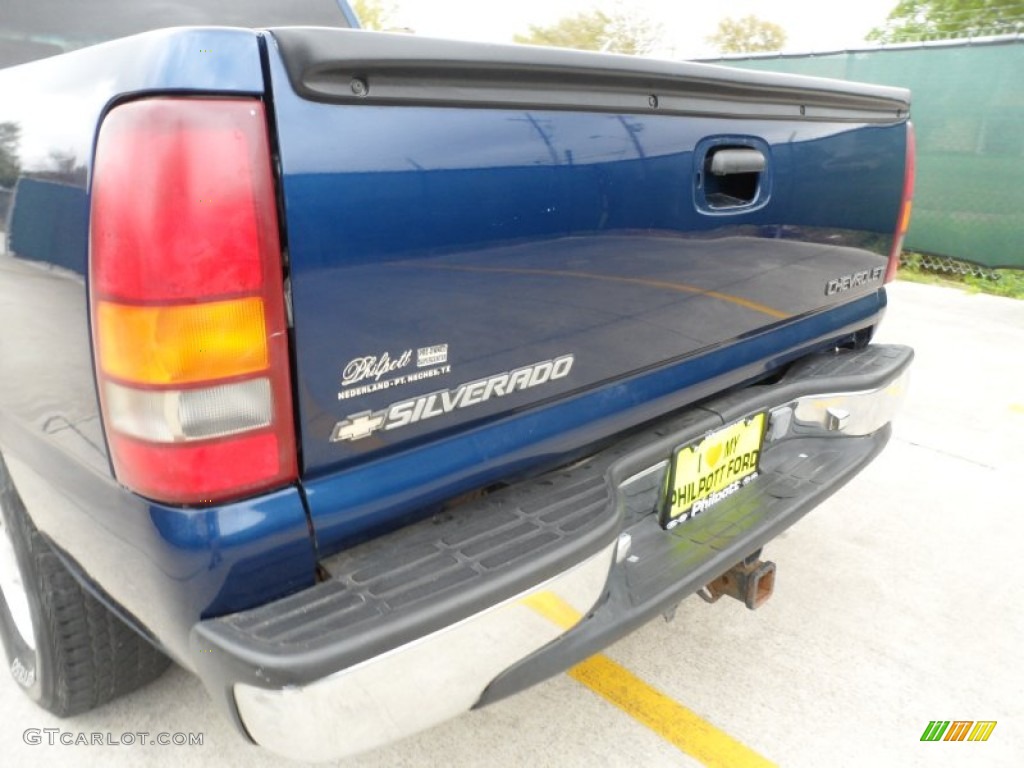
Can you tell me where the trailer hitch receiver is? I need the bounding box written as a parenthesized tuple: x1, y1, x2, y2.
(698, 553, 776, 610)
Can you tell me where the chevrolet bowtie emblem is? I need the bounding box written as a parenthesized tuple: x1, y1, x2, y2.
(330, 411, 386, 442)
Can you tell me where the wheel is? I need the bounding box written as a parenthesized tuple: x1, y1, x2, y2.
(0, 455, 170, 716)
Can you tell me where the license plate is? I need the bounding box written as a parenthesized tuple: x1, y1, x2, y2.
(661, 412, 766, 528)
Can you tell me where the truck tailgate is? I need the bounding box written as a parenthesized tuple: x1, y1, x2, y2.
(262, 29, 909, 549)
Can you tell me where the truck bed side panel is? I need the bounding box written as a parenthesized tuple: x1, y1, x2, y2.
(0, 29, 314, 664)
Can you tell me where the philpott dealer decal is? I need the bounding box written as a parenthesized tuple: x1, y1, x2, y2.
(330, 354, 574, 442)
(338, 345, 451, 401)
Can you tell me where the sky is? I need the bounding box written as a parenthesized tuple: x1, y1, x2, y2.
(378, 0, 901, 58)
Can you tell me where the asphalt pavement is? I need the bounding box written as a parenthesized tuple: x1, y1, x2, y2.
(1, 280, 1021, 767)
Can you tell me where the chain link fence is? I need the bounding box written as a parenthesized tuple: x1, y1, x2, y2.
(901, 252, 1001, 280)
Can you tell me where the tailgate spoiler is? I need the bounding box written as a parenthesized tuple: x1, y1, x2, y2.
(269, 28, 910, 122)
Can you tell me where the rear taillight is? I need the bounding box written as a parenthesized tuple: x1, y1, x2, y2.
(89, 98, 296, 505)
(885, 121, 916, 283)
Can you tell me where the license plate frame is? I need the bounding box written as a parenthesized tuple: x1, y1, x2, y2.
(660, 412, 767, 528)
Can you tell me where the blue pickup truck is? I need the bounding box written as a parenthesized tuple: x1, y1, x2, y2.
(0, 1, 914, 760)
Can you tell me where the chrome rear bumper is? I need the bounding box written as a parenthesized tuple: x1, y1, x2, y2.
(235, 545, 613, 762)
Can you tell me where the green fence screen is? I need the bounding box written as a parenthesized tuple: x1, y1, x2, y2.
(709, 38, 1024, 270)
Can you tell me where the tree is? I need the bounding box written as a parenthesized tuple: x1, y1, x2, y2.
(514, 5, 662, 55)
(604, 4, 663, 55)
(0, 122, 21, 189)
(707, 15, 787, 54)
(515, 10, 611, 51)
(868, 0, 1024, 42)
(351, 0, 398, 32)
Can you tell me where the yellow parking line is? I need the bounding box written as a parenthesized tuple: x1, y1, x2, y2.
(1010, 403, 1024, 414)
(524, 593, 776, 768)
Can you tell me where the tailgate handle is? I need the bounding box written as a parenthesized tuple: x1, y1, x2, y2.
(709, 148, 766, 175)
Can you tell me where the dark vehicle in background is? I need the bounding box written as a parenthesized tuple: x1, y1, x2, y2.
(0, 0, 913, 760)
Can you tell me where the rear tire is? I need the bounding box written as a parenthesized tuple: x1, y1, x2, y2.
(0, 456, 170, 716)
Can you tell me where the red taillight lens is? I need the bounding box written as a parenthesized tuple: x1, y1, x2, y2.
(89, 98, 296, 505)
(885, 121, 916, 283)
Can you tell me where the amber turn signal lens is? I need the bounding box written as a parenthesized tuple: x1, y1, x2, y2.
(96, 297, 268, 386)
